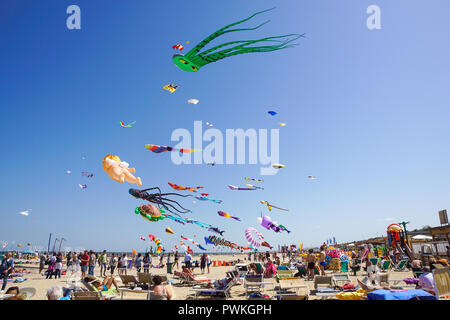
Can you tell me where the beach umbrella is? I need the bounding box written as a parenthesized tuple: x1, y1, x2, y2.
(412, 235, 432, 240)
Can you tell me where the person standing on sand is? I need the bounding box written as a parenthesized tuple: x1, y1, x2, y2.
(108, 253, 117, 275)
(80, 250, 89, 279)
(135, 253, 142, 272)
(174, 251, 179, 269)
(39, 252, 46, 275)
(206, 254, 211, 274)
(0, 253, 14, 293)
(319, 246, 326, 276)
(98, 250, 107, 277)
(306, 249, 316, 280)
(184, 252, 192, 271)
(122, 254, 128, 275)
(143, 253, 150, 273)
(88, 250, 96, 276)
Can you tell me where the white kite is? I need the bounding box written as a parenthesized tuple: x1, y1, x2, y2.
(188, 99, 199, 104)
(19, 209, 31, 216)
(206, 122, 213, 127)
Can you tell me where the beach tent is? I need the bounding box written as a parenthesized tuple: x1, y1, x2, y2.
(412, 235, 432, 240)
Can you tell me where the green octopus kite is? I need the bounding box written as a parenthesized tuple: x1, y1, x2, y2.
(172, 8, 303, 72)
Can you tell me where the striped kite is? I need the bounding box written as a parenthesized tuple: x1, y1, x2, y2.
(119, 121, 136, 128)
(163, 83, 179, 93)
(245, 177, 264, 182)
(245, 184, 264, 190)
(228, 185, 256, 191)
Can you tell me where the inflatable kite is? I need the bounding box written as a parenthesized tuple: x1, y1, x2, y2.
(245, 227, 264, 248)
(145, 144, 201, 154)
(129, 187, 192, 216)
(135, 204, 166, 222)
(245, 178, 264, 182)
(260, 200, 289, 212)
(208, 227, 225, 235)
(172, 8, 302, 72)
(149, 234, 163, 255)
(119, 121, 136, 128)
(165, 227, 174, 234)
(218, 211, 241, 221)
(228, 185, 257, 190)
(204, 235, 247, 250)
(17, 244, 22, 247)
(257, 216, 291, 233)
(261, 241, 273, 249)
(187, 99, 199, 104)
(1, 241, 7, 249)
(268, 111, 277, 116)
(103, 155, 142, 187)
(168, 182, 204, 193)
(181, 235, 207, 251)
(272, 163, 285, 169)
(163, 83, 179, 93)
(195, 196, 222, 204)
(246, 184, 264, 190)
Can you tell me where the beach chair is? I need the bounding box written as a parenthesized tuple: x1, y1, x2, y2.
(277, 277, 309, 300)
(332, 273, 352, 287)
(235, 264, 249, 277)
(190, 278, 237, 300)
(432, 266, 450, 300)
(226, 271, 242, 284)
(314, 275, 335, 290)
(380, 260, 391, 271)
(244, 274, 265, 297)
(73, 291, 102, 300)
(277, 265, 289, 271)
(393, 259, 408, 271)
(369, 258, 379, 267)
(182, 270, 213, 286)
(137, 272, 152, 286)
(275, 270, 294, 282)
(376, 273, 389, 287)
(119, 275, 140, 288)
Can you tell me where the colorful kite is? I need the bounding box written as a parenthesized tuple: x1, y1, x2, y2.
(246, 184, 264, 190)
(208, 227, 225, 235)
(257, 216, 290, 233)
(145, 144, 201, 154)
(245, 227, 264, 248)
(119, 121, 136, 128)
(168, 182, 204, 193)
(140, 236, 146, 241)
(103, 155, 142, 187)
(172, 44, 184, 51)
(260, 200, 289, 212)
(272, 163, 285, 169)
(207, 162, 215, 166)
(187, 98, 199, 104)
(163, 83, 179, 93)
(218, 211, 241, 221)
(268, 111, 277, 116)
(245, 177, 264, 182)
(172, 8, 302, 72)
(261, 241, 273, 249)
(149, 234, 163, 255)
(228, 185, 257, 190)
(165, 227, 174, 234)
(195, 196, 223, 204)
(130, 188, 192, 216)
(308, 176, 317, 180)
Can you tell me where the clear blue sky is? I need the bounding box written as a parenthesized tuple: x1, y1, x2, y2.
(1, 0, 449, 252)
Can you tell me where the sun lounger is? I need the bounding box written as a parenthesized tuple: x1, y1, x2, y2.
(73, 291, 102, 300)
(244, 274, 275, 297)
(277, 277, 309, 299)
(332, 273, 352, 287)
(137, 272, 152, 286)
(432, 266, 450, 300)
(314, 275, 335, 290)
(393, 259, 408, 272)
(182, 270, 213, 286)
(380, 260, 391, 271)
(119, 275, 140, 288)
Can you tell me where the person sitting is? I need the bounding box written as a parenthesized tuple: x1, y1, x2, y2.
(417, 267, 435, 295)
(151, 275, 174, 300)
(46, 286, 64, 300)
(357, 274, 390, 292)
(264, 259, 277, 278)
(411, 259, 423, 272)
(5, 286, 19, 296)
(351, 257, 361, 276)
(247, 263, 264, 275)
(85, 275, 119, 292)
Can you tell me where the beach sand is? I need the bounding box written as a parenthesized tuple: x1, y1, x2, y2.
(7, 254, 415, 300)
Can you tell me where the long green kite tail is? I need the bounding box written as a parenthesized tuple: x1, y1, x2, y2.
(172, 8, 303, 72)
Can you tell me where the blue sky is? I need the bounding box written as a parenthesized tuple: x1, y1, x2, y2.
(1, 0, 449, 252)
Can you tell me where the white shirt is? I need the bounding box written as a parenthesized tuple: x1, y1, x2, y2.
(418, 272, 434, 290)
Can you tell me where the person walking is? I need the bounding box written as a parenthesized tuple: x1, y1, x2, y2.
(98, 250, 108, 277)
(80, 250, 89, 279)
(143, 253, 150, 273)
(200, 253, 207, 274)
(134, 253, 142, 272)
(174, 251, 179, 269)
(206, 254, 212, 274)
(55, 255, 63, 279)
(0, 253, 15, 293)
(88, 250, 96, 276)
(108, 253, 117, 276)
(39, 252, 46, 275)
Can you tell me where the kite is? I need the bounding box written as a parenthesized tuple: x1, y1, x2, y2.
(135, 204, 166, 222)
(246, 184, 264, 190)
(18, 210, 31, 216)
(208, 227, 225, 235)
(172, 44, 184, 51)
(195, 196, 223, 204)
(129, 187, 192, 216)
(165, 227, 174, 234)
(279, 122, 286, 126)
(272, 163, 285, 169)
(201, 193, 209, 196)
(82, 172, 94, 178)
(260, 200, 289, 212)
(27, 242, 32, 246)
(217, 211, 241, 221)
(145, 144, 201, 154)
(205, 235, 245, 250)
(187, 99, 199, 104)
(206, 122, 213, 127)
(261, 241, 273, 249)
(17, 244, 22, 248)
(140, 236, 146, 241)
(1, 241, 7, 249)
(245, 178, 264, 182)
(172, 8, 302, 72)
(78, 184, 87, 189)
(66, 170, 71, 174)
(268, 111, 277, 116)
(168, 182, 204, 193)
(181, 235, 206, 250)
(308, 176, 317, 180)
(119, 121, 136, 128)
(207, 162, 215, 166)
(103, 155, 142, 187)
(257, 216, 291, 233)
(245, 227, 264, 248)
(149, 234, 163, 255)
(228, 185, 257, 191)
(81, 156, 87, 160)
(163, 83, 179, 93)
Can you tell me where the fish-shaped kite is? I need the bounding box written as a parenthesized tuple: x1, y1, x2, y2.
(246, 184, 264, 190)
(245, 177, 264, 182)
(208, 227, 225, 235)
(218, 211, 241, 221)
(195, 196, 223, 204)
(78, 184, 87, 189)
(272, 163, 285, 169)
(145, 144, 201, 154)
(228, 185, 257, 191)
(119, 121, 136, 128)
(268, 111, 277, 116)
(163, 83, 180, 93)
(172, 44, 184, 51)
(261, 241, 273, 249)
(260, 200, 289, 212)
(187, 98, 199, 104)
(168, 182, 204, 193)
